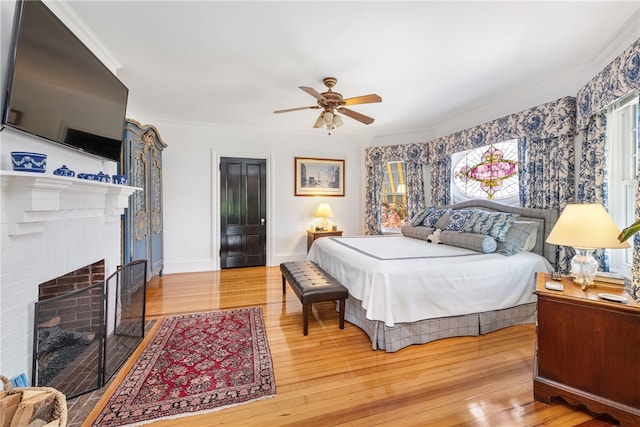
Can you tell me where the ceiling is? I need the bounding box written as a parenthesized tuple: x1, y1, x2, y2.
(65, 1, 640, 138)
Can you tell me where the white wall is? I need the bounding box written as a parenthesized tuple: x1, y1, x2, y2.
(369, 13, 640, 146)
(136, 118, 369, 274)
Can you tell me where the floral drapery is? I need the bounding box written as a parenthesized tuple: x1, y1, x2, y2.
(576, 38, 639, 272)
(364, 143, 429, 234)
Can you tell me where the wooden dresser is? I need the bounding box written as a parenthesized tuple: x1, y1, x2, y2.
(534, 273, 640, 426)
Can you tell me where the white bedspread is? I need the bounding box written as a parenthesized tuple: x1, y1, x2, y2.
(307, 235, 553, 327)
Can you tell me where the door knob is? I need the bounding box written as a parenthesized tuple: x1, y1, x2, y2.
(260, 218, 265, 226)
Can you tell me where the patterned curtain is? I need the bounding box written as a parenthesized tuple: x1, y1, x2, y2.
(576, 112, 609, 270)
(576, 38, 640, 273)
(519, 133, 575, 271)
(364, 144, 429, 234)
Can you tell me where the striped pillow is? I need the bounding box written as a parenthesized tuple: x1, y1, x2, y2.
(462, 210, 518, 241)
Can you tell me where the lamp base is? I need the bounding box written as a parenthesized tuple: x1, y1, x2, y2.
(570, 248, 598, 291)
(321, 218, 328, 231)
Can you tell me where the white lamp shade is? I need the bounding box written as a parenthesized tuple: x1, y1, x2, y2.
(315, 203, 334, 218)
(546, 203, 630, 249)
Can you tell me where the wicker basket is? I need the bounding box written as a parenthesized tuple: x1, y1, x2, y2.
(0, 374, 67, 427)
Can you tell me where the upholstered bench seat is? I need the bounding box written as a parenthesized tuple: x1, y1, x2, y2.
(280, 261, 348, 335)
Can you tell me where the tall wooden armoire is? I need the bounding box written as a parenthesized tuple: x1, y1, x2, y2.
(123, 119, 167, 279)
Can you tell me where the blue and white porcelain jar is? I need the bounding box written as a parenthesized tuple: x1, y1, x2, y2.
(53, 165, 75, 177)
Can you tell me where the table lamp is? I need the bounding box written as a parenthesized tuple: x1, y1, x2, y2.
(546, 203, 629, 289)
(315, 203, 334, 231)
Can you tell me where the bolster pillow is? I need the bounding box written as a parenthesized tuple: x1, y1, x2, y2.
(400, 224, 435, 241)
(439, 231, 497, 253)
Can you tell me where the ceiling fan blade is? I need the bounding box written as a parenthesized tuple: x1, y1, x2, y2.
(273, 105, 320, 114)
(342, 94, 382, 106)
(299, 86, 327, 103)
(337, 107, 375, 125)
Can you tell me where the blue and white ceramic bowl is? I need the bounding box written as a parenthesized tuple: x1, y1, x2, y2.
(53, 165, 75, 177)
(112, 174, 127, 185)
(11, 151, 47, 173)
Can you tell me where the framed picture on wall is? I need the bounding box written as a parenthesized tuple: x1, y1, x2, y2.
(294, 157, 345, 196)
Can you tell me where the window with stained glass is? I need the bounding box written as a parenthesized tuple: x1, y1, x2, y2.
(381, 161, 407, 231)
(451, 140, 519, 204)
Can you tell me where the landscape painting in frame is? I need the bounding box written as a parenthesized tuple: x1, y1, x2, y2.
(295, 157, 345, 196)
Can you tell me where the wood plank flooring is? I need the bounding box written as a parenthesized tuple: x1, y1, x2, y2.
(83, 266, 619, 426)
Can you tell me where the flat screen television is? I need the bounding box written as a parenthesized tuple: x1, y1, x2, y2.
(2, 0, 128, 162)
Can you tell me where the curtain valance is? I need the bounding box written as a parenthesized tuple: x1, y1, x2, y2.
(364, 142, 429, 169)
(426, 96, 577, 159)
(577, 38, 640, 129)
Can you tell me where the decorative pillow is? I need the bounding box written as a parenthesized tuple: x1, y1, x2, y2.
(433, 209, 453, 229)
(440, 209, 474, 231)
(422, 208, 450, 228)
(496, 221, 538, 256)
(440, 231, 497, 253)
(409, 206, 435, 227)
(462, 210, 518, 241)
(401, 224, 435, 241)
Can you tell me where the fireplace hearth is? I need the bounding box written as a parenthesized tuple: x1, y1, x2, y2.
(33, 259, 147, 398)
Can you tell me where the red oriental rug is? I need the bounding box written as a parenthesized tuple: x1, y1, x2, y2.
(91, 307, 275, 426)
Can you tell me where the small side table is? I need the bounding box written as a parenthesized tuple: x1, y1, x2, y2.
(533, 272, 640, 425)
(307, 230, 342, 252)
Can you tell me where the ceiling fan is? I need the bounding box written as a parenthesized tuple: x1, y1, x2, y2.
(274, 77, 382, 133)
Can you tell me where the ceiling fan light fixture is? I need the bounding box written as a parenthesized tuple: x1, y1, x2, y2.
(274, 77, 381, 133)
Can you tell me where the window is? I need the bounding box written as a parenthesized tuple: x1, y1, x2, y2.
(451, 140, 519, 205)
(607, 92, 639, 277)
(381, 161, 407, 232)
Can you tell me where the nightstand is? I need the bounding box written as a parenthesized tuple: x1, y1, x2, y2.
(307, 230, 342, 253)
(533, 272, 640, 425)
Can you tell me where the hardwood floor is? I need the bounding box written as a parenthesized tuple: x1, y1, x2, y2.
(83, 266, 619, 426)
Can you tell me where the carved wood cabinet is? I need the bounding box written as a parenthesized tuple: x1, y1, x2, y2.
(122, 119, 167, 279)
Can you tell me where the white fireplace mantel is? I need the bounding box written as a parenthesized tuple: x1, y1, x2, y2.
(0, 171, 141, 235)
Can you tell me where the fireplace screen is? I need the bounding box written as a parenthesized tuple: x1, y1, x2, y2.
(103, 259, 147, 384)
(33, 260, 147, 398)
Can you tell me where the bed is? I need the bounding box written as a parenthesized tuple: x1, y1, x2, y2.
(307, 199, 558, 352)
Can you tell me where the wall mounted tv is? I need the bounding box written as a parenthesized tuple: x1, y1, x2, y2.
(2, 0, 128, 162)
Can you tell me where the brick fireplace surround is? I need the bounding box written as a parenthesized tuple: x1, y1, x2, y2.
(0, 170, 137, 384)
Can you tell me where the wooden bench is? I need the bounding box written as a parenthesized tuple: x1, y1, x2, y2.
(280, 261, 349, 335)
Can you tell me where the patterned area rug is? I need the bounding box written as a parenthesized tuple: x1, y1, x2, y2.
(92, 307, 275, 426)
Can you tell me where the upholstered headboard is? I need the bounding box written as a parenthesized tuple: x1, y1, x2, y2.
(442, 199, 559, 265)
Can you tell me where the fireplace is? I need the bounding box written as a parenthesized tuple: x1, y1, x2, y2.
(33, 260, 146, 398)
